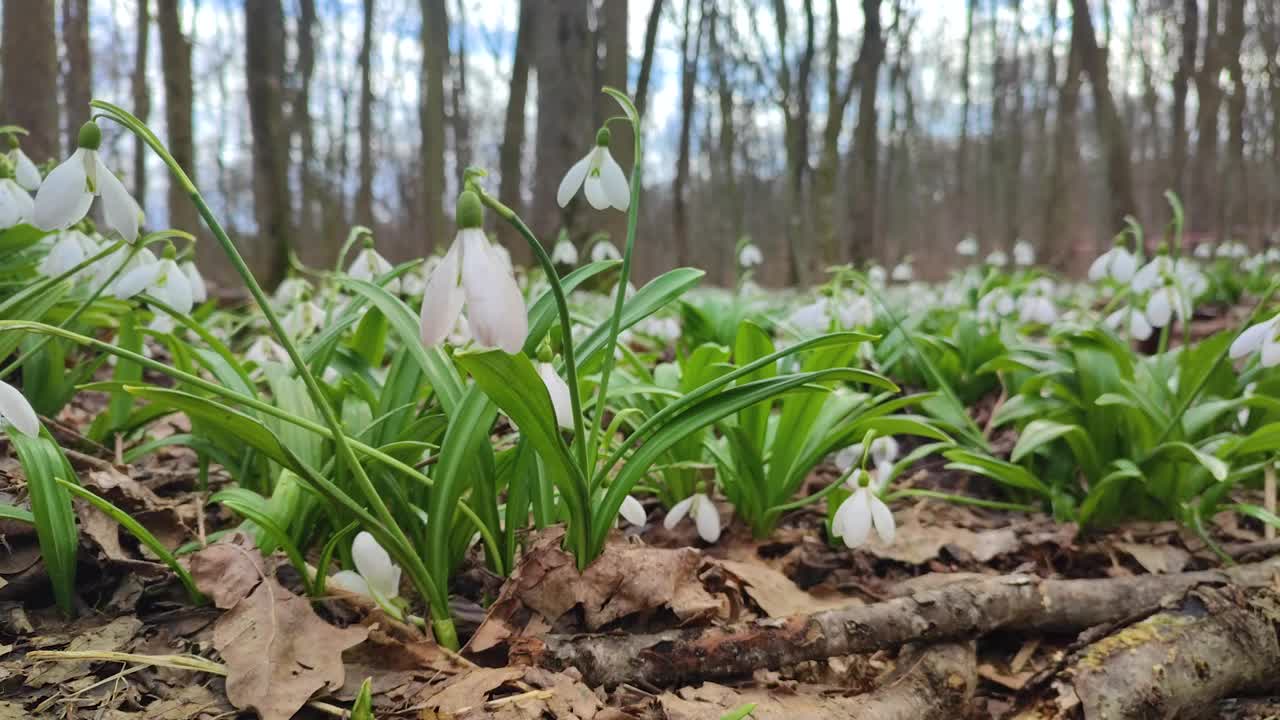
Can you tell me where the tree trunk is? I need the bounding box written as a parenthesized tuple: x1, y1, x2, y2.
(1043, 5, 1083, 262)
(158, 0, 198, 236)
(420, 0, 449, 250)
(451, 0, 471, 173)
(957, 0, 975, 235)
(61, 0, 92, 157)
(848, 0, 884, 263)
(531, 0, 592, 243)
(1223, 0, 1247, 238)
(293, 0, 319, 260)
(814, 0, 859, 268)
(1004, 0, 1024, 249)
(709, 4, 740, 282)
(245, 0, 293, 287)
(3, 0, 60, 164)
(600, 0, 630, 261)
(132, 0, 151, 208)
(635, 0, 665, 120)
(498, 0, 534, 259)
(1192, 0, 1223, 235)
(357, 0, 376, 228)
(673, 0, 705, 269)
(1170, 0, 1197, 206)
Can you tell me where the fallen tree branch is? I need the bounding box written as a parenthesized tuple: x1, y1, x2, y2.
(511, 557, 1280, 687)
(844, 642, 976, 719)
(1030, 586, 1280, 719)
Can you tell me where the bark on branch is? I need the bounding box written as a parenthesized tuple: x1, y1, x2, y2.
(511, 558, 1280, 688)
(845, 642, 976, 720)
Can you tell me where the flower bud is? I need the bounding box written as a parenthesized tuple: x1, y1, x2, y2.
(456, 190, 484, 229)
(595, 127, 611, 147)
(77, 121, 102, 151)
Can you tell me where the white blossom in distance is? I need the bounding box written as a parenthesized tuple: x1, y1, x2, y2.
(557, 127, 630, 211)
(552, 237, 579, 265)
(330, 531, 404, 620)
(245, 335, 290, 366)
(273, 276, 313, 307)
(1088, 244, 1138, 283)
(1018, 291, 1058, 325)
(348, 245, 401, 294)
(1105, 307, 1154, 341)
(1013, 239, 1036, 266)
(181, 260, 208, 304)
(956, 235, 979, 257)
(9, 144, 41, 191)
(738, 243, 763, 268)
(831, 471, 895, 549)
(663, 492, 721, 543)
(590, 239, 621, 263)
(419, 191, 527, 354)
(0, 161, 33, 229)
(1193, 243, 1213, 259)
(38, 230, 98, 278)
(1229, 315, 1280, 369)
(977, 288, 1016, 323)
(0, 380, 39, 437)
(986, 250, 1009, 267)
(283, 300, 325, 339)
(618, 495, 647, 528)
(891, 260, 914, 282)
(114, 255, 194, 315)
(33, 122, 142, 241)
(866, 264, 887, 287)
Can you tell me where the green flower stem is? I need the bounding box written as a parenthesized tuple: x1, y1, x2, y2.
(471, 186, 591, 476)
(0, 240, 136, 381)
(89, 100, 456, 648)
(587, 90, 643, 474)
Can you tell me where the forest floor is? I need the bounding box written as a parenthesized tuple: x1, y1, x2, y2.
(3, 389, 1280, 719)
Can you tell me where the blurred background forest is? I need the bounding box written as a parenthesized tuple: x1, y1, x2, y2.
(2, 0, 1278, 287)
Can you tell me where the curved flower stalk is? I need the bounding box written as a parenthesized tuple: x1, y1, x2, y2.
(419, 191, 527, 354)
(330, 532, 404, 621)
(558, 127, 630, 211)
(663, 492, 721, 543)
(34, 122, 142, 240)
(0, 380, 39, 437)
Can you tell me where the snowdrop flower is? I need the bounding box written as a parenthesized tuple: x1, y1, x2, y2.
(891, 260, 914, 282)
(419, 191, 527, 354)
(837, 294, 875, 328)
(245, 335, 289, 366)
(38, 230, 98, 278)
(977, 288, 1016, 323)
(181, 260, 207, 304)
(8, 138, 40, 191)
(618, 495, 647, 528)
(537, 362, 574, 430)
(0, 380, 39, 437)
(1132, 254, 1173, 293)
(956, 235, 978, 257)
(273, 276, 312, 307)
(558, 127, 630, 211)
(1145, 283, 1187, 329)
(831, 473, 895, 549)
(1266, 248, 1280, 264)
(1173, 258, 1208, 297)
(114, 252, 193, 315)
(330, 531, 403, 620)
(835, 436, 900, 479)
(348, 243, 400, 294)
(590, 239, 621, 263)
(1229, 315, 1280, 368)
(283, 300, 325, 339)
(986, 250, 1009, 267)
(92, 246, 157, 294)
(1193, 244, 1213, 260)
(1105, 307, 1154, 341)
(551, 237, 579, 265)
(401, 263, 430, 297)
(1088, 244, 1138, 283)
(663, 492, 721, 543)
(33, 122, 142, 241)
(867, 264, 887, 287)
(788, 299, 830, 334)
(738, 243, 763, 268)
(1013, 239, 1036, 266)
(639, 316, 681, 342)
(1019, 292, 1058, 325)
(0, 160, 33, 230)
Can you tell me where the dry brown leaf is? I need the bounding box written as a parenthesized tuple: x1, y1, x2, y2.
(421, 666, 524, 714)
(187, 534, 267, 609)
(24, 616, 143, 687)
(1115, 542, 1190, 574)
(866, 517, 1019, 565)
(717, 559, 857, 616)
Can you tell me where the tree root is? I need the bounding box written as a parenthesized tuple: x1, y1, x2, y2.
(844, 642, 976, 719)
(509, 557, 1280, 688)
(1027, 586, 1280, 719)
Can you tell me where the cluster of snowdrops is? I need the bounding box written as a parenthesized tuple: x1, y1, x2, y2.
(1, 96, 1280, 649)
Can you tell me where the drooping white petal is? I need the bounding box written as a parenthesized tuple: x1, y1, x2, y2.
(1129, 310, 1154, 341)
(538, 362, 574, 430)
(97, 162, 142, 241)
(330, 570, 372, 598)
(33, 148, 92, 230)
(838, 488, 872, 548)
(0, 380, 39, 437)
(598, 149, 630, 210)
(870, 437, 899, 467)
(1146, 288, 1173, 328)
(1263, 337, 1280, 368)
(551, 239, 579, 265)
(557, 152, 594, 208)
(113, 262, 164, 300)
(619, 495, 647, 527)
(868, 494, 896, 545)
(738, 244, 763, 267)
(182, 261, 208, 303)
(583, 174, 611, 210)
(12, 149, 41, 191)
(692, 495, 721, 543)
(1230, 318, 1277, 359)
(38, 231, 86, 277)
(663, 495, 695, 530)
(834, 445, 861, 473)
(152, 259, 194, 313)
(351, 531, 401, 600)
(0, 181, 33, 228)
(1110, 249, 1137, 282)
(460, 229, 527, 354)
(419, 237, 465, 347)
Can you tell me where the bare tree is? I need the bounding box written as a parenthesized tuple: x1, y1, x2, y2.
(1191, 0, 1223, 234)
(357, 0, 376, 227)
(771, 0, 817, 283)
(498, 0, 534, 257)
(848, 0, 884, 262)
(814, 0, 860, 267)
(4, 0, 60, 162)
(62, 0, 92, 155)
(1170, 0, 1197, 204)
(420, 0, 449, 249)
(245, 0, 293, 286)
(601, 0, 631, 256)
(531, 0, 592, 242)
(708, 1, 741, 274)
(451, 0, 472, 172)
(673, 0, 706, 267)
(158, 0, 198, 235)
(1222, 0, 1247, 237)
(293, 0, 319, 254)
(132, 0, 151, 205)
(635, 0, 666, 119)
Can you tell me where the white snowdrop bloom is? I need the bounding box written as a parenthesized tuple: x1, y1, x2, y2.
(1105, 307, 1154, 341)
(419, 191, 527, 354)
(181, 261, 208, 304)
(38, 230, 97, 278)
(663, 492, 721, 544)
(0, 380, 39, 437)
(977, 288, 1016, 323)
(1132, 255, 1173, 293)
(348, 246, 400, 294)
(788, 299, 830, 334)
(618, 494, 647, 528)
(283, 300, 325, 339)
(738, 243, 763, 268)
(245, 335, 290, 366)
(639, 316, 681, 342)
(1173, 258, 1207, 297)
(1266, 248, 1280, 264)
(837, 294, 875, 329)
(273, 276, 312, 307)
(490, 242, 513, 274)
(114, 257, 194, 314)
(401, 263, 430, 297)
(557, 128, 630, 211)
(1013, 240, 1036, 266)
(831, 481, 895, 549)
(835, 437, 900, 474)
(33, 122, 142, 241)
(92, 246, 157, 294)
(537, 362, 574, 430)
(1019, 293, 1058, 325)
(9, 146, 41, 191)
(0, 174, 33, 230)
(986, 250, 1009, 267)
(330, 531, 403, 620)
(590, 240, 621, 263)
(890, 261, 914, 282)
(1245, 254, 1265, 273)
(552, 237, 579, 265)
(956, 235, 979, 257)
(1088, 245, 1138, 283)
(867, 264, 887, 287)
(1193, 244, 1213, 259)
(1145, 284, 1188, 329)
(1229, 315, 1280, 368)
